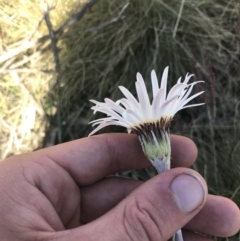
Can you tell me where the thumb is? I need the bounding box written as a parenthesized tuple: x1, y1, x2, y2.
(56, 168, 207, 241)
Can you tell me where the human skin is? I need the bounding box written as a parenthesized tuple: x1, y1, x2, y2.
(0, 134, 239, 241)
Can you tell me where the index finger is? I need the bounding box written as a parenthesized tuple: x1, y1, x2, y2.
(36, 133, 197, 185)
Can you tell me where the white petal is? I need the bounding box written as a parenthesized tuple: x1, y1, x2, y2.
(160, 95, 178, 117)
(118, 98, 140, 115)
(90, 99, 124, 115)
(117, 98, 131, 109)
(92, 119, 116, 126)
(186, 80, 204, 87)
(183, 73, 194, 84)
(151, 70, 159, 98)
(119, 86, 140, 111)
(89, 121, 129, 136)
(179, 91, 205, 109)
(122, 111, 139, 124)
(93, 107, 131, 125)
(136, 73, 151, 109)
(180, 103, 205, 110)
(162, 94, 178, 107)
(179, 85, 194, 103)
(164, 99, 179, 116)
(91, 106, 102, 114)
(160, 66, 169, 101)
(177, 77, 182, 84)
(89, 117, 114, 124)
(166, 83, 186, 101)
(135, 81, 151, 119)
(126, 109, 143, 122)
(176, 81, 204, 108)
(152, 89, 164, 119)
(89, 99, 102, 106)
(104, 98, 125, 114)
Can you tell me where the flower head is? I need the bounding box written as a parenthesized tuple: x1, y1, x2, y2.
(89, 66, 204, 173)
(89, 67, 204, 134)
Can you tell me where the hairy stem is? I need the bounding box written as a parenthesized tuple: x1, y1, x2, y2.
(138, 129, 184, 241)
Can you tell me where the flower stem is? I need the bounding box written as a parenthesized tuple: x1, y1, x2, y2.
(137, 130, 185, 241)
(155, 162, 184, 241)
(172, 229, 184, 241)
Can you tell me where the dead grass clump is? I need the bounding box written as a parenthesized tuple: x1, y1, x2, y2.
(52, 0, 240, 210)
(0, 0, 80, 158)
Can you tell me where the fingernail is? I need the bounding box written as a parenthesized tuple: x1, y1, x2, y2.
(170, 173, 205, 213)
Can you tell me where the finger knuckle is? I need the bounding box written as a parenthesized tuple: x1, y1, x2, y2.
(122, 196, 168, 241)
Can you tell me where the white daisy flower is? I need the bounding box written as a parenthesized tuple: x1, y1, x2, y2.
(89, 66, 204, 173)
(89, 66, 204, 241)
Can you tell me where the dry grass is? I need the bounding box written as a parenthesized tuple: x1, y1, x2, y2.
(0, 0, 78, 157)
(0, 0, 240, 239)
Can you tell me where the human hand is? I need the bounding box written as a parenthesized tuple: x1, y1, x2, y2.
(0, 134, 239, 241)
